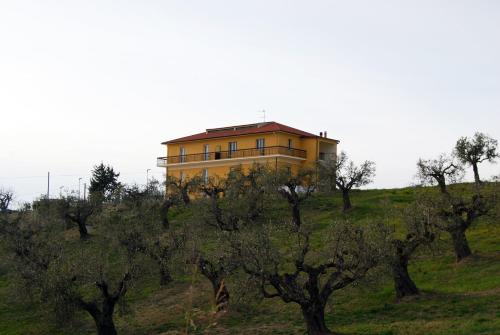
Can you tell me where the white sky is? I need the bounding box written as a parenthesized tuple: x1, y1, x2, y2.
(1, 0, 499, 205)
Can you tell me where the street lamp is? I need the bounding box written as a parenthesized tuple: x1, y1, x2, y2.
(78, 178, 82, 199)
(146, 169, 151, 192)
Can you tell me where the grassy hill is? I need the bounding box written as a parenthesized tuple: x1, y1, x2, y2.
(1, 187, 499, 335)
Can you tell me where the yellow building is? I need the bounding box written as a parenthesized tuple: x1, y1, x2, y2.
(157, 122, 338, 181)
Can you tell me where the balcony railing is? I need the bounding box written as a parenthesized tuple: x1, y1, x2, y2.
(157, 146, 307, 167)
(319, 152, 337, 161)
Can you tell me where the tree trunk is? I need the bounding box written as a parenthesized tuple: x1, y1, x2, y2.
(392, 257, 419, 299)
(159, 265, 173, 286)
(472, 163, 481, 191)
(181, 189, 190, 205)
(160, 203, 170, 229)
(342, 189, 352, 212)
(301, 303, 332, 335)
(292, 203, 302, 227)
(86, 303, 118, 335)
(212, 278, 229, 311)
(95, 317, 117, 335)
(77, 221, 89, 240)
(450, 227, 472, 262)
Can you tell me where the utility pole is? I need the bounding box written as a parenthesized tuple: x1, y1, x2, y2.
(83, 183, 87, 201)
(47, 171, 50, 199)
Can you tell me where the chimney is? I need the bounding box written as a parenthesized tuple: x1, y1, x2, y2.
(324, 131, 327, 138)
(320, 131, 323, 137)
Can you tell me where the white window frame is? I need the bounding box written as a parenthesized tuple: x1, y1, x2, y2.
(203, 144, 209, 161)
(228, 141, 237, 157)
(180, 147, 186, 163)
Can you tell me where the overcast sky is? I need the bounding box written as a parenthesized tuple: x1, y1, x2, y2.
(1, 0, 499, 206)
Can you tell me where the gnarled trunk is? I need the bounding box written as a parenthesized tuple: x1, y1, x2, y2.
(160, 202, 171, 230)
(197, 256, 230, 311)
(392, 256, 419, 299)
(292, 203, 302, 227)
(181, 188, 190, 205)
(450, 227, 472, 262)
(472, 163, 481, 191)
(301, 302, 332, 335)
(159, 265, 173, 286)
(83, 300, 118, 335)
(342, 189, 352, 212)
(77, 221, 89, 240)
(212, 279, 229, 311)
(92, 309, 117, 335)
(94, 313, 117, 335)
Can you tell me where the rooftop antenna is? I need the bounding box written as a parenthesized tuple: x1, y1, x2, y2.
(259, 110, 266, 123)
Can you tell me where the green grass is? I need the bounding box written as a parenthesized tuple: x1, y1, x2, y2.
(1, 187, 499, 334)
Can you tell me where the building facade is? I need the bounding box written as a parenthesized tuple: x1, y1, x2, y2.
(157, 122, 338, 181)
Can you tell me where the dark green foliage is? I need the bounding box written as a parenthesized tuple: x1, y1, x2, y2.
(89, 163, 121, 202)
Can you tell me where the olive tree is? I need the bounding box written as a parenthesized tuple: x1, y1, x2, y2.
(166, 175, 200, 205)
(385, 199, 436, 299)
(233, 221, 384, 335)
(416, 154, 492, 261)
(274, 168, 316, 228)
(455, 132, 498, 189)
(191, 166, 269, 311)
(319, 151, 376, 211)
(416, 154, 464, 195)
(1, 210, 136, 335)
(0, 188, 14, 213)
(59, 196, 97, 240)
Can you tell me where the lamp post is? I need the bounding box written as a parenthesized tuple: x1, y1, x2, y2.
(78, 178, 82, 199)
(146, 169, 151, 193)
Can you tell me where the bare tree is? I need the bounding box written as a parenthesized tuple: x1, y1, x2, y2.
(120, 227, 184, 286)
(416, 154, 492, 261)
(455, 132, 498, 189)
(193, 249, 233, 312)
(60, 196, 96, 239)
(386, 199, 436, 299)
(234, 222, 383, 335)
(437, 194, 491, 261)
(1, 212, 135, 335)
(274, 168, 316, 228)
(0, 188, 14, 213)
(416, 154, 464, 195)
(320, 151, 375, 211)
(192, 166, 269, 311)
(166, 175, 200, 205)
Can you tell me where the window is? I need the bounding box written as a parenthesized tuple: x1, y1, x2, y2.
(203, 144, 209, 161)
(180, 147, 186, 163)
(228, 142, 237, 157)
(202, 168, 209, 183)
(256, 138, 265, 149)
(215, 145, 221, 160)
(256, 138, 265, 155)
(288, 139, 293, 149)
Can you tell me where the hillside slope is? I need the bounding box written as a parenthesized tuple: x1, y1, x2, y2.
(1, 187, 499, 335)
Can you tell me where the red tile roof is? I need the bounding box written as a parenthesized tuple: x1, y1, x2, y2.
(162, 122, 338, 144)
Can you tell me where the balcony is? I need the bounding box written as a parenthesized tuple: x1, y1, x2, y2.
(157, 146, 307, 167)
(319, 152, 337, 161)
